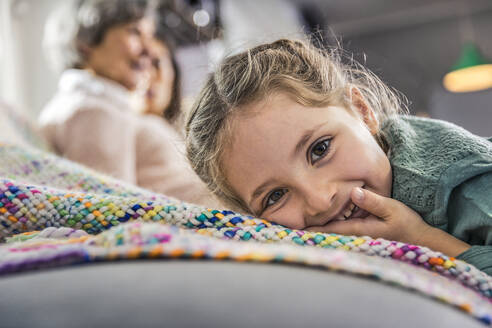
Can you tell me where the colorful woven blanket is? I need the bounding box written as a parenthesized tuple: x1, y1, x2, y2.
(1, 144, 492, 325)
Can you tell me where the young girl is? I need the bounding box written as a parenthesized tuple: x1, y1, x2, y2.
(185, 39, 492, 275)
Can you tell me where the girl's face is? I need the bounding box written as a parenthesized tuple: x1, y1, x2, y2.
(144, 39, 176, 116)
(84, 18, 155, 91)
(223, 92, 392, 232)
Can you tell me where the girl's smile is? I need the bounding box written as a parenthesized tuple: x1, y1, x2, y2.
(186, 39, 478, 267)
(223, 91, 392, 231)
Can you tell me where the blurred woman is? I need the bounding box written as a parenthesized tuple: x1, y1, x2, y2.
(40, 0, 216, 206)
(143, 31, 181, 123)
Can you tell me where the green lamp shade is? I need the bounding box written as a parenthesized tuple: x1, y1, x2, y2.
(443, 43, 492, 93)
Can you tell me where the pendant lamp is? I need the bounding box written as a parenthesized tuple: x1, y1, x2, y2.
(443, 2, 492, 94)
(443, 42, 492, 93)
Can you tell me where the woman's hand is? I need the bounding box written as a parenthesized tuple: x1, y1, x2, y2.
(314, 187, 471, 257)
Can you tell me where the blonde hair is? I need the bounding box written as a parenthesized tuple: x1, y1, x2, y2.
(185, 38, 407, 213)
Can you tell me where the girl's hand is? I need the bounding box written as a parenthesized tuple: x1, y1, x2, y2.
(316, 187, 470, 257)
(322, 187, 431, 244)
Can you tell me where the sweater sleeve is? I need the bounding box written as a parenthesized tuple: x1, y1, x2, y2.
(456, 246, 492, 276)
(57, 107, 137, 183)
(447, 172, 492, 275)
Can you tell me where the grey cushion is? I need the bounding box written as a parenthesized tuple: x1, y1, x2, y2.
(0, 260, 482, 328)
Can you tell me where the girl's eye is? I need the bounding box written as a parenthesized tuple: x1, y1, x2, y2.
(265, 188, 287, 208)
(128, 26, 141, 35)
(309, 138, 331, 164)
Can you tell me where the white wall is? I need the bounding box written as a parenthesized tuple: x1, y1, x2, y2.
(220, 0, 305, 53)
(175, 0, 306, 102)
(0, 0, 305, 119)
(0, 0, 63, 118)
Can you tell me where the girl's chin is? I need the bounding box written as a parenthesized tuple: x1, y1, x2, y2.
(119, 79, 137, 91)
(124, 73, 148, 91)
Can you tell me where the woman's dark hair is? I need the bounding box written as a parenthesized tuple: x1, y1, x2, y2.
(76, 0, 154, 47)
(154, 24, 182, 124)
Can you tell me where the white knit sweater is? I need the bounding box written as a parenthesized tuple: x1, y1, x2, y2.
(39, 69, 215, 206)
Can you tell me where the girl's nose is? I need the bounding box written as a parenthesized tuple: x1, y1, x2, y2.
(140, 47, 150, 58)
(301, 180, 337, 221)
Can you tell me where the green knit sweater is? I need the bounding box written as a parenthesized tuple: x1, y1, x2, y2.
(382, 116, 492, 275)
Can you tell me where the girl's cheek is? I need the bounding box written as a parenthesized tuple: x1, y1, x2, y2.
(328, 147, 364, 177)
(269, 200, 305, 229)
(331, 156, 372, 184)
(125, 37, 142, 55)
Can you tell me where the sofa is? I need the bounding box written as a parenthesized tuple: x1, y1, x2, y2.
(0, 101, 490, 327)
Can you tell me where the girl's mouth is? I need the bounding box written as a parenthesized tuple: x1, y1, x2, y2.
(146, 88, 155, 99)
(334, 202, 356, 221)
(349, 204, 370, 220)
(335, 201, 370, 221)
(130, 60, 143, 71)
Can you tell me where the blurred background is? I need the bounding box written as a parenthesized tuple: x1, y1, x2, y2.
(1, 0, 491, 136)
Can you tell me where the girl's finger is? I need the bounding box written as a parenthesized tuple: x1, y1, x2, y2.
(350, 187, 396, 219)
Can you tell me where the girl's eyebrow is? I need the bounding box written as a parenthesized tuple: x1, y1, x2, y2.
(291, 122, 326, 160)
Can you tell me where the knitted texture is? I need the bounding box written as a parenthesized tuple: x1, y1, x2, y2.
(3, 222, 492, 325)
(1, 143, 492, 325)
(384, 116, 492, 226)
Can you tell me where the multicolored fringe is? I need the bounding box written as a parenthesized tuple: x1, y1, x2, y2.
(1, 144, 492, 325)
(2, 222, 492, 325)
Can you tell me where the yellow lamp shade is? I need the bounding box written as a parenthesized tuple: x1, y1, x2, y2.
(443, 43, 492, 93)
(443, 64, 492, 93)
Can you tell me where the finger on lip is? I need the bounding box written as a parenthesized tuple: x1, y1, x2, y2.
(307, 205, 370, 232)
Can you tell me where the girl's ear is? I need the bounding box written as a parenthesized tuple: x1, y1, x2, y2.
(349, 87, 379, 135)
